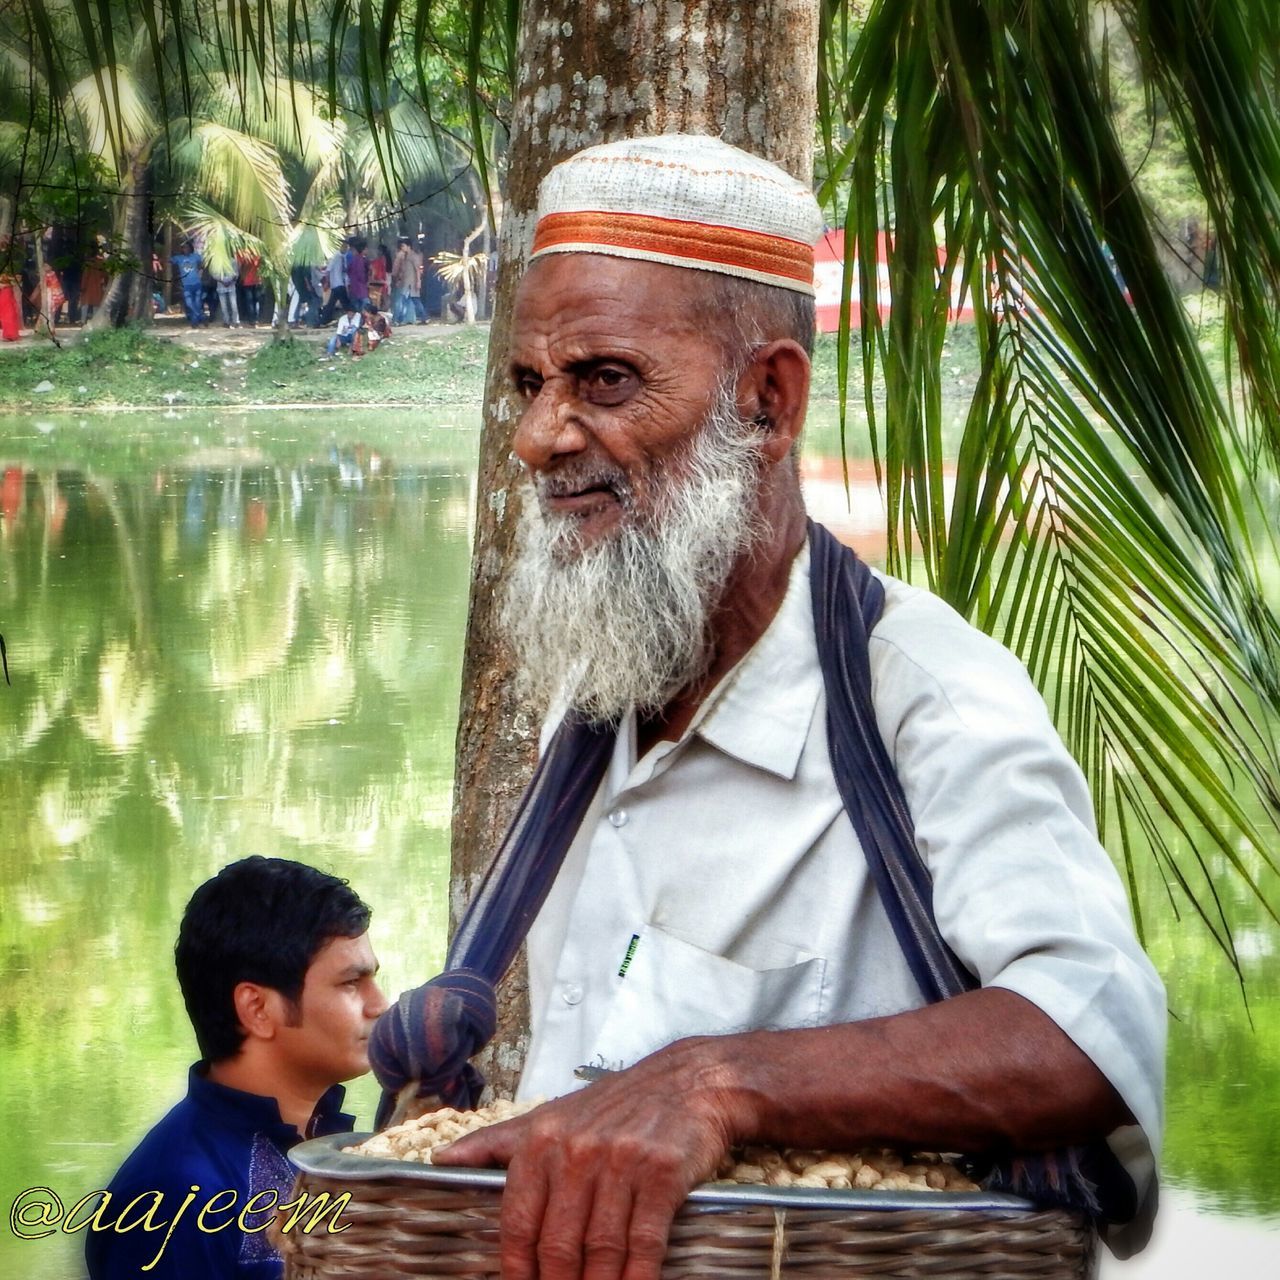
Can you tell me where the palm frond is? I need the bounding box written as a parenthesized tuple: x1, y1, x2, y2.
(1115, 1, 1280, 467)
(179, 195, 266, 277)
(432, 247, 485, 286)
(290, 182, 345, 266)
(819, 0, 1280, 948)
(351, 96, 452, 199)
(206, 65, 344, 170)
(67, 63, 157, 169)
(171, 120, 294, 247)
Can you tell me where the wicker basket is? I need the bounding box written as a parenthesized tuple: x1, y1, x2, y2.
(284, 1134, 1098, 1279)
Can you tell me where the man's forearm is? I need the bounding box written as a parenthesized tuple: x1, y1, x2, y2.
(708, 987, 1132, 1155)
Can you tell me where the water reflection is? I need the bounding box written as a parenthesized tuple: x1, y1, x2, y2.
(1, 410, 1277, 1280)
(1, 419, 473, 1279)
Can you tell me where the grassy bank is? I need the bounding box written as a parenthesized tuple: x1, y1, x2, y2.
(0, 324, 495, 410)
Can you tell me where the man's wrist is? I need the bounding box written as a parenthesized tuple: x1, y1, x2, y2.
(664, 1031, 784, 1148)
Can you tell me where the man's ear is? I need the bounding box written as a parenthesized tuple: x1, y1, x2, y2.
(232, 981, 286, 1042)
(737, 339, 811, 463)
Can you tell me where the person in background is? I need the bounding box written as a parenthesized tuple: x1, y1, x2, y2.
(171, 241, 204, 327)
(325, 301, 361, 357)
(151, 251, 167, 314)
(47, 225, 82, 324)
(85, 856, 387, 1280)
(287, 262, 319, 328)
(80, 238, 109, 322)
(412, 234, 429, 323)
(420, 246, 447, 323)
(32, 260, 65, 334)
(346, 236, 369, 312)
(237, 250, 262, 326)
(19, 241, 38, 326)
(214, 256, 241, 327)
(369, 242, 391, 311)
(320, 242, 350, 324)
(201, 263, 219, 324)
(390, 236, 417, 326)
(309, 262, 324, 326)
(352, 300, 392, 358)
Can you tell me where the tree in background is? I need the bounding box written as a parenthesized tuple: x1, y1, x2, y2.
(1, 0, 497, 331)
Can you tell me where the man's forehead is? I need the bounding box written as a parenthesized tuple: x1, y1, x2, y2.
(511, 254, 708, 352)
(308, 931, 376, 974)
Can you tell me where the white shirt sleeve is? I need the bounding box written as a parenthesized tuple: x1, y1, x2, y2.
(869, 578, 1166, 1254)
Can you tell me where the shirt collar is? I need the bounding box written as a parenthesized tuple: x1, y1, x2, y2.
(691, 539, 821, 780)
(186, 1063, 354, 1145)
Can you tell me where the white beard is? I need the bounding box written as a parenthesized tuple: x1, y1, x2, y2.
(500, 382, 767, 725)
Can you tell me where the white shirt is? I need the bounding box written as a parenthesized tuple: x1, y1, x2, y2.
(518, 542, 1165, 1253)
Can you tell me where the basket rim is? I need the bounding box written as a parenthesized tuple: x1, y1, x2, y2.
(290, 1133, 1045, 1216)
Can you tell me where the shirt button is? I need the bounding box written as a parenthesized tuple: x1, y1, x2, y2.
(562, 983, 584, 1006)
(608, 808, 628, 828)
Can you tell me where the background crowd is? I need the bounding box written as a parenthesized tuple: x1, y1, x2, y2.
(0, 223, 470, 340)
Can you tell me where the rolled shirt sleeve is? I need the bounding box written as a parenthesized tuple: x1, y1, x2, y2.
(870, 576, 1167, 1253)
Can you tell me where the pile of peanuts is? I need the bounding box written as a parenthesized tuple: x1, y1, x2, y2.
(345, 1100, 538, 1163)
(347, 1103, 977, 1193)
(714, 1145, 978, 1192)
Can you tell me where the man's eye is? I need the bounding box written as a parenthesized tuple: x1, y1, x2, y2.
(514, 373, 542, 399)
(584, 366, 634, 403)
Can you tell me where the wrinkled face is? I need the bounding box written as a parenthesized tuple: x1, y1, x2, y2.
(276, 932, 388, 1087)
(502, 254, 773, 723)
(508, 254, 731, 548)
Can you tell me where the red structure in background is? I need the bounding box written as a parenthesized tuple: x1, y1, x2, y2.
(813, 230, 977, 332)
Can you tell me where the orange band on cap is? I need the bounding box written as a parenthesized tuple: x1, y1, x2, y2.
(531, 211, 814, 286)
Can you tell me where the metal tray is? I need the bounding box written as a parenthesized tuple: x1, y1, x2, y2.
(290, 1132, 1039, 1216)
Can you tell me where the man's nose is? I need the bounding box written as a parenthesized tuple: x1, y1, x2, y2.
(512, 383, 588, 470)
(366, 982, 391, 1020)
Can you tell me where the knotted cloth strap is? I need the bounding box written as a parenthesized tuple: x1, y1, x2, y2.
(370, 520, 1128, 1221)
(370, 717, 614, 1125)
(371, 970, 495, 1113)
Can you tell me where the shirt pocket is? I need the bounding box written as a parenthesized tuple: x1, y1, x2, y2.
(587, 922, 827, 1071)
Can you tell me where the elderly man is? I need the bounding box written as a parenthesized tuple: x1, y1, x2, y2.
(372, 134, 1165, 1280)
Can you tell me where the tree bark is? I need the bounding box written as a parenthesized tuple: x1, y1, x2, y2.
(86, 153, 152, 330)
(449, 0, 819, 1100)
(34, 228, 51, 336)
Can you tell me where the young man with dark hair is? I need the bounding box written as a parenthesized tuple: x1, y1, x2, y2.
(86, 857, 388, 1280)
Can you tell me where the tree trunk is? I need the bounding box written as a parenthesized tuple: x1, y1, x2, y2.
(449, 0, 819, 1100)
(460, 213, 486, 325)
(86, 153, 152, 330)
(34, 229, 52, 336)
(0, 195, 14, 254)
(163, 222, 175, 311)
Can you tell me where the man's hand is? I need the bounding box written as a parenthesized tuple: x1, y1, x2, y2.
(429, 991, 1133, 1279)
(431, 1037, 741, 1280)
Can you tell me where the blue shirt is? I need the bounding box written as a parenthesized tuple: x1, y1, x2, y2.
(85, 1065, 354, 1280)
(172, 252, 203, 287)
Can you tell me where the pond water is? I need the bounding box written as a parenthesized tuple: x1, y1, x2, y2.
(0, 407, 1277, 1279)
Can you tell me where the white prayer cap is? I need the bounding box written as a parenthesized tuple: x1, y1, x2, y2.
(530, 134, 823, 295)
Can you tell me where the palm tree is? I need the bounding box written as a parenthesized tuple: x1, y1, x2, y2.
(10, 0, 1280, 1002)
(62, 27, 346, 329)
